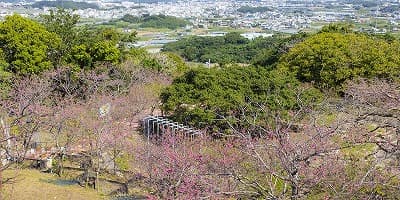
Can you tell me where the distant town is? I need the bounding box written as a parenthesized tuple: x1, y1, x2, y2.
(2, 0, 400, 34)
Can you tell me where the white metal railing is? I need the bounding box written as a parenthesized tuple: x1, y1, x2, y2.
(142, 115, 202, 139)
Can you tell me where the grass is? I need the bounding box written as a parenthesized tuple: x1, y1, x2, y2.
(2, 169, 105, 200)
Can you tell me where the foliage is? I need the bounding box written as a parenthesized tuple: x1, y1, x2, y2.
(0, 15, 399, 199)
(237, 6, 271, 13)
(164, 52, 189, 76)
(137, 133, 243, 199)
(120, 14, 141, 23)
(0, 49, 11, 97)
(140, 15, 189, 29)
(340, 79, 400, 198)
(39, 10, 136, 68)
(135, 107, 353, 199)
(39, 8, 80, 64)
(250, 32, 309, 67)
(120, 31, 138, 44)
(70, 44, 93, 68)
(278, 32, 400, 90)
(121, 14, 190, 29)
(163, 32, 308, 66)
(161, 66, 322, 132)
(163, 33, 246, 65)
(68, 28, 129, 68)
(91, 41, 121, 64)
(127, 48, 188, 76)
(0, 14, 61, 75)
(0, 75, 54, 180)
(31, 0, 99, 9)
(319, 23, 354, 33)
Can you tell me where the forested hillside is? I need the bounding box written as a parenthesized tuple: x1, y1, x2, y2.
(120, 14, 190, 29)
(162, 32, 308, 65)
(32, 1, 99, 9)
(0, 10, 399, 200)
(237, 6, 271, 13)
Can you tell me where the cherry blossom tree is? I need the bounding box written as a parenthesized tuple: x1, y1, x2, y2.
(0, 76, 52, 194)
(341, 78, 400, 198)
(137, 132, 247, 199)
(225, 103, 346, 199)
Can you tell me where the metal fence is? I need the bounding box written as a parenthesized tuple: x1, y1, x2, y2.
(142, 115, 202, 140)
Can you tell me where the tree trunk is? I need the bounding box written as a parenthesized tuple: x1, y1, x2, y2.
(1, 117, 12, 159)
(291, 184, 298, 200)
(0, 161, 2, 200)
(290, 169, 299, 200)
(396, 129, 400, 164)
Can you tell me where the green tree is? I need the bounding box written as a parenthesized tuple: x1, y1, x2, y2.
(120, 31, 138, 44)
(224, 32, 248, 44)
(237, 6, 271, 13)
(91, 41, 121, 64)
(163, 33, 308, 66)
(0, 49, 11, 97)
(70, 44, 92, 68)
(139, 15, 190, 29)
(248, 33, 309, 67)
(121, 14, 141, 23)
(161, 66, 321, 133)
(39, 8, 80, 64)
(99, 28, 121, 44)
(319, 23, 354, 33)
(0, 14, 61, 75)
(68, 28, 128, 68)
(279, 32, 400, 90)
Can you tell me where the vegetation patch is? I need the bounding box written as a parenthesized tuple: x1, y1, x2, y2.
(31, 1, 99, 9)
(121, 14, 190, 29)
(2, 169, 105, 200)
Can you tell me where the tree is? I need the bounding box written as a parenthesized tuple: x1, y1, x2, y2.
(68, 28, 127, 68)
(32, 1, 99, 9)
(0, 14, 61, 75)
(341, 79, 400, 198)
(70, 44, 93, 68)
(224, 32, 248, 44)
(237, 6, 271, 13)
(72, 82, 162, 186)
(135, 131, 248, 199)
(0, 49, 11, 97)
(120, 14, 141, 23)
(163, 33, 307, 66)
(139, 15, 190, 29)
(278, 32, 400, 90)
(161, 66, 322, 133)
(250, 33, 309, 67)
(0, 75, 52, 195)
(137, 90, 350, 199)
(206, 85, 350, 199)
(39, 8, 80, 64)
(120, 31, 138, 46)
(319, 23, 354, 33)
(91, 41, 121, 64)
